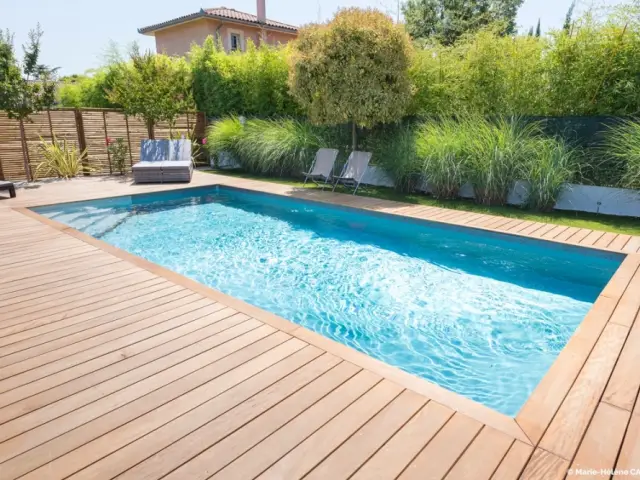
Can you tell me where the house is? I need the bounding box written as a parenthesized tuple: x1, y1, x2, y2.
(138, 1, 298, 56)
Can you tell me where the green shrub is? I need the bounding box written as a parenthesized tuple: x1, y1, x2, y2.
(361, 124, 421, 192)
(57, 68, 119, 108)
(522, 138, 578, 211)
(602, 119, 640, 189)
(106, 137, 129, 175)
(415, 118, 470, 199)
(190, 38, 298, 117)
(206, 116, 325, 176)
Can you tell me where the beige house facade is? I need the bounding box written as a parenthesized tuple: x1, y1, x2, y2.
(138, 4, 298, 56)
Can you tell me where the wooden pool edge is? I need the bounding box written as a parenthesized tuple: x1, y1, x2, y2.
(12, 180, 640, 456)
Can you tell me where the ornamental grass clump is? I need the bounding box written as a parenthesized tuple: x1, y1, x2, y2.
(237, 118, 325, 176)
(205, 115, 245, 163)
(465, 117, 536, 205)
(415, 118, 471, 199)
(521, 137, 578, 211)
(205, 116, 326, 176)
(602, 119, 640, 189)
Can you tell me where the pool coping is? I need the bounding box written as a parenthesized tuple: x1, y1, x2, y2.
(12, 180, 640, 450)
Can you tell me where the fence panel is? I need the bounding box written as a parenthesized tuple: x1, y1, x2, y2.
(0, 109, 203, 181)
(0, 113, 25, 181)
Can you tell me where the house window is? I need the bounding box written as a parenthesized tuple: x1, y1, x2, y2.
(230, 33, 241, 51)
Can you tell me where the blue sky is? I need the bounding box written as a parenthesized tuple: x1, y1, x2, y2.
(2, 0, 622, 75)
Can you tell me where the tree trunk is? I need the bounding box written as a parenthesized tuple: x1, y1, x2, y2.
(351, 120, 357, 151)
(147, 120, 155, 140)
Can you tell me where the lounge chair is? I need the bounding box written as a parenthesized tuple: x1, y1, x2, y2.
(332, 151, 372, 195)
(132, 140, 192, 184)
(0, 181, 16, 198)
(302, 148, 339, 189)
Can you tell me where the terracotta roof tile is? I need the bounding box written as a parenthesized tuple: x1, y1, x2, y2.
(204, 7, 296, 30)
(138, 6, 298, 34)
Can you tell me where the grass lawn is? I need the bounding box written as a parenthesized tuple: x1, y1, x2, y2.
(203, 169, 640, 236)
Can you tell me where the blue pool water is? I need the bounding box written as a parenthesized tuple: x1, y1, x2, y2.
(34, 186, 622, 415)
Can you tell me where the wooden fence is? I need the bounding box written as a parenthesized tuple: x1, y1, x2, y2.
(0, 108, 206, 181)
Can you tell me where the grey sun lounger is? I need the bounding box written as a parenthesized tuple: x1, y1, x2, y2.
(132, 139, 193, 184)
(332, 150, 372, 195)
(0, 181, 16, 198)
(302, 148, 339, 189)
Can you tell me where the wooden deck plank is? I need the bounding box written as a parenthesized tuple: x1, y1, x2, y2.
(2, 272, 161, 323)
(0, 283, 182, 354)
(539, 323, 629, 460)
(608, 234, 632, 251)
(601, 255, 640, 300)
(51, 345, 326, 480)
(255, 379, 403, 480)
(609, 267, 640, 327)
(0, 300, 232, 424)
(569, 402, 630, 478)
(581, 229, 606, 246)
(519, 448, 569, 480)
(204, 370, 381, 480)
(554, 226, 581, 242)
(0, 310, 250, 441)
(490, 441, 534, 480)
(0, 261, 134, 303)
(594, 231, 618, 248)
(540, 224, 569, 239)
(623, 236, 640, 253)
(305, 389, 426, 480)
(6, 332, 296, 480)
(0, 325, 279, 464)
(398, 412, 483, 480)
(0, 295, 215, 379)
(568, 228, 594, 244)
(530, 223, 562, 239)
(113, 355, 353, 480)
(444, 426, 514, 480)
(1, 267, 142, 314)
(614, 403, 640, 479)
(0, 290, 200, 363)
(603, 314, 640, 410)
(351, 401, 454, 480)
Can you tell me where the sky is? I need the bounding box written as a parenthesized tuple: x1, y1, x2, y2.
(1, 0, 624, 76)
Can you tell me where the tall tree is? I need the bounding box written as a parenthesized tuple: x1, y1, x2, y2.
(0, 24, 56, 120)
(109, 47, 194, 138)
(402, 0, 524, 45)
(535, 18, 541, 37)
(563, 0, 576, 33)
(289, 8, 413, 149)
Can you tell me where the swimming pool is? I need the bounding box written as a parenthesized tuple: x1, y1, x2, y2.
(33, 186, 622, 416)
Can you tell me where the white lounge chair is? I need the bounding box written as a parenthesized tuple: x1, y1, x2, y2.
(132, 140, 192, 183)
(302, 148, 339, 189)
(332, 151, 372, 195)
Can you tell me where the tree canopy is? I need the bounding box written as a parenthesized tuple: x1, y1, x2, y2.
(108, 47, 194, 136)
(0, 24, 56, 120)
(289, 7, 413, 148)
(402, 0, 524, 45)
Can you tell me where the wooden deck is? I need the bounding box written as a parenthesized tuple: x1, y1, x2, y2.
(1, 172, 639, 480)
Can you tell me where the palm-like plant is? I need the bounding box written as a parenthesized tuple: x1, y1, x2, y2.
(35, 135, 88, 180)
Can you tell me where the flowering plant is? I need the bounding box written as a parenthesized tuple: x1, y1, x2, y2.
(107, 138, 129, 175)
